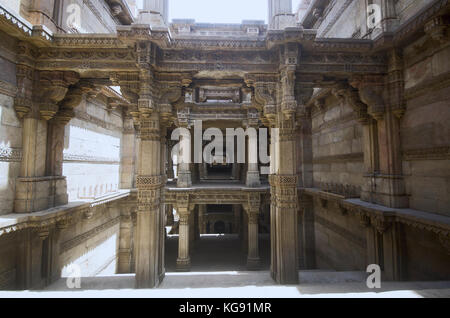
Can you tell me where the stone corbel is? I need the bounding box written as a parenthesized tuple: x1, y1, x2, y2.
(350, 76, 386, 121)
(314, 99, 325, 113)
(54, 84, 85, 125)
(253, 83, 276, 125)
(35, 71, 80, 121)
(56, 218, 69, 231)
(357, 211, 371, 228)
(339, 85, 372, 125)
(83, 207, 94, 220)
(424, 16, 449, 44)
(295, 87, 313, 120)
(371, 215, 392, 234)
(37, 227, 50, 240)
(159, 86, 182, 125)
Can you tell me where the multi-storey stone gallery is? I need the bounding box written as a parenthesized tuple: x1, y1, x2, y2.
(0, 0, 449, 292)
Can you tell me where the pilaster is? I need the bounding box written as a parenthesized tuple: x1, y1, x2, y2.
(244, 193, 261, 270)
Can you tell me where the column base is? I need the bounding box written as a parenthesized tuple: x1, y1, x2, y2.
(246, 257, 261, 270)
(176, 258, 191, 271)
(177, 172, 192, 188)
(246, 171, 261, 187)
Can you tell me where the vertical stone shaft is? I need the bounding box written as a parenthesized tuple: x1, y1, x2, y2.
(268, 0, 295, 29)
(246, 207, 261, 269)
(135, 111, 163, 288)
(246, 127, 261, 187)
(176, 206, 191, 271)
(271, 121, 299, 284)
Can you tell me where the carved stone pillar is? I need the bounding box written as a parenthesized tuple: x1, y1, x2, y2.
(198, 204, 206, 235)
(176, 123, 192, 188)
(121, 111, 138, 188)
(176, 195, 192, 271)
(268, 0, 296, 30)
(245, 194, 261, 270)
(233, 205, 241, 235)
(245, 123, 261, 187)
(135, 107, 164, 288)
(299, 195, 315, 269)
(14, 70, 79, 213)
(351, 70, 408, 208)
(167, 141, 175, 179)
(241, 210, 248, 252)
(140, 0, 168, 25)
(270, 117, 300, 284)
(372, 216, 404, 281)
(118, 203, 133, 274)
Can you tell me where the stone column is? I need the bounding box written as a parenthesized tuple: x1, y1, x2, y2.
(246, 124, 260, 187)
(233, 205, 241, 234)
(241, 211, 248, 253)
(134, 66, 165, 288)
(189, 206, 196, 247)
(245, 195, 261, 270)
(351, 65, 408, 208)
(139, 0, 168, 26)
(177, 126, 192, 188)
(373, 217, 404, 281)
(121, 111, 138, 188)
(14, 68, 79, 213)
(176, 196, 192, 271)
(198, 205, 206, 234)
(118, 207, 133, 274)
(159, 126, 168, 283)
(268, 0, 295, 30)
(167, 141, 175, 179)
(299, 196, 316, 269)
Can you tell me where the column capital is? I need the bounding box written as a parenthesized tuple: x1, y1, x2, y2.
(35, 70, 80, 121)
(349, 75, 386, 121)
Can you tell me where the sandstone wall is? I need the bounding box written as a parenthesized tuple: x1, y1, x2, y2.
(311, 95, 364, 194)
(401, 35, 450, 216)
(0, 31, 20, 216)
(63, 96, 123, 202)
(312, 198, 367, 270)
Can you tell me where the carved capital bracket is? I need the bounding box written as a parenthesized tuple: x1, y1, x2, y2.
(35, 70, 80, 121)
(245, 74, 277, 126)
(424, 15, 450, 44)
(243, 193, 261, 220)
(350, 75, 386, 121)
(333, 83, 372, 125)
(371, 215, 393, 234)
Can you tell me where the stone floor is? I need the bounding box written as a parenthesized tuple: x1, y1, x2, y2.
(1, 234, 450, 298)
